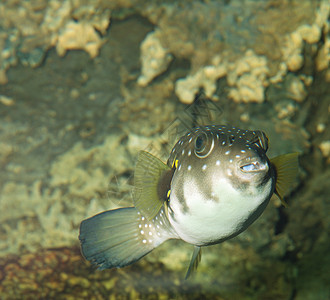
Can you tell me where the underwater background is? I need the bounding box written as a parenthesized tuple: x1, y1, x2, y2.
(0, 0, 329, 299)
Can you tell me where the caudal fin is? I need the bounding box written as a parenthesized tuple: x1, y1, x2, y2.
(79, 207, 172, 269)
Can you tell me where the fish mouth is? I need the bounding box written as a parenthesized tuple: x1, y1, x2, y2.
(238, 157, 268, 173)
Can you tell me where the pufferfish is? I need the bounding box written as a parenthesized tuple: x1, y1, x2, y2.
(79, 125, 299, 278)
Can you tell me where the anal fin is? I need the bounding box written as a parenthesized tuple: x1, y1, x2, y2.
(185, 246, 202, 280)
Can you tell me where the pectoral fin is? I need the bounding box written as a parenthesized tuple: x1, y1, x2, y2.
(185, 246, 202, 280)
(271, 152, 299, 207)
(134, 151, 172, 220)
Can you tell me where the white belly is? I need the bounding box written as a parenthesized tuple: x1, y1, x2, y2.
(168, 176, 272, 245)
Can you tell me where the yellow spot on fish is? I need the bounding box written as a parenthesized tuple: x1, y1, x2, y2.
(167, 189, 171, 198)
(171, 159, 179, 168)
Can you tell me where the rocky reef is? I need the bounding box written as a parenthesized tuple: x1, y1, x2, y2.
(0, 0, 329, 299)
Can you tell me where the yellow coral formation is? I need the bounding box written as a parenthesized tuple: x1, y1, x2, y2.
(315, 2, 330, 73)
(319, 141, 330, 164)
(175, 56, 226, 104)
(0, 0, 111, 82)
(279, 0, 329, 75)
(144, 0, 329, 103)
(175, 51, 269, 104)
(0, 0, 328, 97)
(56, 21, 104, 58)
(227, 51, 269, 103)
(287, 77, 307, 103)
(50, 135, 130, 198)
(0, 95, 15, 106)
(138, 30, 173, 87)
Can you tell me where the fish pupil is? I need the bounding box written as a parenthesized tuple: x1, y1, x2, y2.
(195, 133, 207, 152)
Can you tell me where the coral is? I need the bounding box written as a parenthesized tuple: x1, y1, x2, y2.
(174, 50, 269, 104)
(140, 0, 329, 103)
(56, 21, 104, 58)
(137, 30, 173, 87)
(0, 95, 14, 106)
(0, 134, 135, 254)
(227, 51, 269, 103)
(280, 4, 328, 72)
(315, 3, 330, 74)
(175, 56, 226, 104)
(1, 0, 328, 97)
(286, 76, 307, 103)
(0, 0, 112, 83)
(319, 140, 330, 163)
(316, 36, 330, 73)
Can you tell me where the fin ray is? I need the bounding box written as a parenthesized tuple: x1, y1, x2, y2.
(185, 246, 202, 280)
(271, 152, 299, 206)
(79, 207, 169, 269)
(134, 151, 170, 220)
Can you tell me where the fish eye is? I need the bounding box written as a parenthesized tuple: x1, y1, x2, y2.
(194, 132, 213, 158)
(195, 133, 207, 151)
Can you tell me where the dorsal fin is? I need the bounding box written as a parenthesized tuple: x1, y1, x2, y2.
(133, 151, 171, 220)
(185, 246, 202, 280)
(270, 152, 299, 207)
